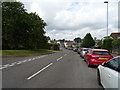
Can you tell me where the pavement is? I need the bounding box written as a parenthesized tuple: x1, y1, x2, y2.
(1, 49, 103, 88)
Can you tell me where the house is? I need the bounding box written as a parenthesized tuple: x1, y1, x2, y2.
(110, 32, 120, 39)
(64, 41, 73, 48)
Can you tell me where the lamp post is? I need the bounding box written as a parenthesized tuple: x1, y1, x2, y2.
(104, 1, 108, 37)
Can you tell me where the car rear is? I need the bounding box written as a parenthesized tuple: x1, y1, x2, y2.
(81, 48, 89, 57)
(89, 49, 113, 65)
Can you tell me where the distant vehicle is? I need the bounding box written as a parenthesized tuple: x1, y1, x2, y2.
(80, 48, 89, 58)
(97, 56, 120, 89)
(73, 47, 78, 52)
(67, 47, 73, 50)
(84, 49, 113, 67)
(77, 48, 81, 54)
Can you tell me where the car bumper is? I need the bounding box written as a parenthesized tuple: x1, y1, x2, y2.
(90, 59, 109, 65)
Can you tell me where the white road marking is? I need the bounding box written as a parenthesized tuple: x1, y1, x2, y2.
(9, 63, 16, 67)
(32, 58, 35, 60)
(57, 57, 63, 61)
(28, 59, 32, 61)
(16, 61, 23, 65)
(0, 66, 7, 69)
(1, 55, 48, 69)
(3, 64, 9, 67)
(27, 63, 53, 80)
(22, 60, 27, 63)
(64, 54, 67, 56)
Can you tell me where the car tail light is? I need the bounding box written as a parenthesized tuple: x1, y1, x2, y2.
(91, 55, 99, 59)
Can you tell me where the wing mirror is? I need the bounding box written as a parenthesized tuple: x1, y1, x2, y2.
(102, 62, 108, 67)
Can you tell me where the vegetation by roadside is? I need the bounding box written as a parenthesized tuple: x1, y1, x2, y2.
(1, 49, 59, 56)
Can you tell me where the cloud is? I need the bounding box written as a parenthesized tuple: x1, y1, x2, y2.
(17, 0, 119, 40)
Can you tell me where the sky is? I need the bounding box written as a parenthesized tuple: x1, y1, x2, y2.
(17, 0, 119, 40)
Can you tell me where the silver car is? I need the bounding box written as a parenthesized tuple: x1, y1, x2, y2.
(80, 48, 89, 58)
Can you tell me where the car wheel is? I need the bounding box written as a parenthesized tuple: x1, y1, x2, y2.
(83, 57, 86, 62)
(97, 69, 102, 86)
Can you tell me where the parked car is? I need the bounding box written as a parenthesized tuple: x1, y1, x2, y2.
(73, 47, 78, 52)
(67, 47, 73, 50)
(97, 56, 120, 89)
(77, 48, 81, 54)
(84, 49, 113, 67)
(80, 48, 89, 58)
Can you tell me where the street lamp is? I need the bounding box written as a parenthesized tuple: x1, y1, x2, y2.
(104, 1, 108, 37)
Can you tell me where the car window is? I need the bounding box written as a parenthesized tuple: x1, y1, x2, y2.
(106, 57, 120, 72)
(93, 51, 110, 55)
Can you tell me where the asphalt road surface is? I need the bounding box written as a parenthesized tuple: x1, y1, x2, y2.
(2, 48, 103, 88)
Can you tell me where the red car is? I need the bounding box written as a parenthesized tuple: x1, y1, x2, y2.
(84, 49, 113, 67)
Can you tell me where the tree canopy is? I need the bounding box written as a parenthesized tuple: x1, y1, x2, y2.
(2, 2, 48, 50)
(74, 37, 81, 43)
(81, 33, 95, 48)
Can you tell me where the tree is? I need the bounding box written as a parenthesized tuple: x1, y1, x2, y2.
(74, 37, 81, 43)
(112, 39, 120, 52)
(102, 38, 113, 52)
(81, 33, 95, 48)
(2, 2, 47, 50)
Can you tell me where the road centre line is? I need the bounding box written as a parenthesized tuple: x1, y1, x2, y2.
(27, 63, 53, 80)
(57, 57, 63, 61)
(64, 54, 67, 56)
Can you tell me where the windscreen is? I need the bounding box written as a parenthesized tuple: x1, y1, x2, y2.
(93, 51, 110, 55)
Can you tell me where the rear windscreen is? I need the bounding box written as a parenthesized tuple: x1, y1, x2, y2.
(93, 51, 110, 55)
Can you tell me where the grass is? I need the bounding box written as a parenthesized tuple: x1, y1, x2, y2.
(1, 49, 59, 56)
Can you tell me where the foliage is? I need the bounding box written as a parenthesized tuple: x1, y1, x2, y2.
(94, 45, 102, 49)
(48, 43, 60, 50)
(74, 37, 81, 43)
(112, 39, 120, 54)
(102, 38, 113, 52)
(81, 33, 95, 48)
(2, 2, 47, 50)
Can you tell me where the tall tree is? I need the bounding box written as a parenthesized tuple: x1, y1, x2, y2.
(74, 37, 81, 43)
(81, 33, 95, 48)
(2, 2, 47, 50)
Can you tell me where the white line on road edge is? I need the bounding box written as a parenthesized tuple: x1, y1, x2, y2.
(64, 54, 67, 56)
(1, 55, 48, 70)
(27, 63, 53, 80)
(57, 57, 63, 61)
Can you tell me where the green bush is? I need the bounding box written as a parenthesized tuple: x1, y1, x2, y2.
(102, 38, 113, 52)
(48, 43, 60, 50)
(112, 39, 120, 54)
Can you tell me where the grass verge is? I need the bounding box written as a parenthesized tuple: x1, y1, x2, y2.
(1, 49, 59, 56)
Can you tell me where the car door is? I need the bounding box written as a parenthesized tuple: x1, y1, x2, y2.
(101, 58, 119, 88)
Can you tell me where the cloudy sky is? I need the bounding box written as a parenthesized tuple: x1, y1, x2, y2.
(17, 0, 119, 40)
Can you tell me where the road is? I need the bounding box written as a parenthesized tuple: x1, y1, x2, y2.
(2, 48, 103, 88)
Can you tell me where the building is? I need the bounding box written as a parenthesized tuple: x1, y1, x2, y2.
(110, 32, 120, 39)
(64, 41, 73, 48)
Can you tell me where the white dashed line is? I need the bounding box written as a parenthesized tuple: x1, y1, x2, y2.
(32, 58, 35, 60)
(28, 59, 32, 61)
(3, 64, 9, 67)
(27, 63, 53, 80)
(57, 57, 63, 61)
(1, 55, 48, 69)
(16, 61, 23, 65)
(0, 66, 7, 69)
(22, 60, 27, 63)
(64, 54, 67, 56)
